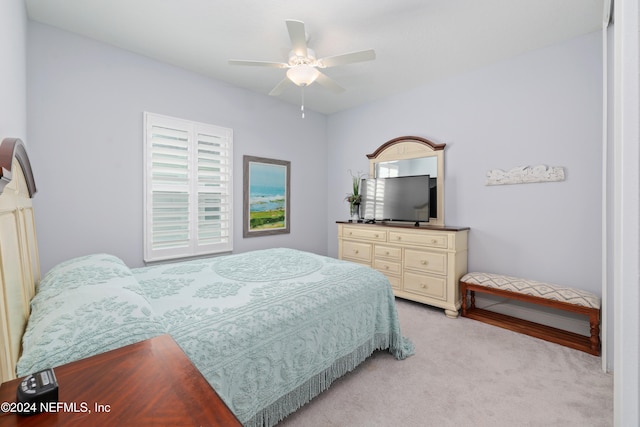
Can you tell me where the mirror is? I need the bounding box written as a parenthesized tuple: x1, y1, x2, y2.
(375, 157, 438, 178)
(367, 136, 445, 226)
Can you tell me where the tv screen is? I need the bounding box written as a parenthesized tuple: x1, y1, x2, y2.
(361, 175, 431, 224)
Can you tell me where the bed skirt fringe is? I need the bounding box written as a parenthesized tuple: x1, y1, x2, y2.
(244, 332, 414, 427)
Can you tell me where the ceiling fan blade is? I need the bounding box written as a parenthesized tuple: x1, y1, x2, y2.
(315, 72, 345, 94)
(269, 78, 291, 96)
(228, 59, 287, 68)
(286, 20, 308, 57)
(317, 49, 376, 68)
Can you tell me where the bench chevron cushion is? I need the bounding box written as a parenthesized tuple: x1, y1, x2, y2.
(460, 272, 600, 309)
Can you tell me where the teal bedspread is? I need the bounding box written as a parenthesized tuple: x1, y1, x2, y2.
(132, 248, 413, 426)
(17, 249, 413, 427)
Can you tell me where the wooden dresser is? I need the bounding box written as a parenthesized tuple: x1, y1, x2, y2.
(338, 222, 469, 318)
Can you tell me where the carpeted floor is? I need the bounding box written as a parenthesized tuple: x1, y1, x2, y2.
(279, 299, 613, 427)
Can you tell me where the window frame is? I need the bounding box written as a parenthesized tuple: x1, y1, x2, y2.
(143, 112, 233, 262)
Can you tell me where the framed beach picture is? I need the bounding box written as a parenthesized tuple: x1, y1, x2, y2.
(243, 156, 291, 237)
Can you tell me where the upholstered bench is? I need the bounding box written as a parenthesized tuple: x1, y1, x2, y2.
(460, 272, 601, 356)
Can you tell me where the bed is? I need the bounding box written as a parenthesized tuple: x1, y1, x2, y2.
(0, 138, 413, 426)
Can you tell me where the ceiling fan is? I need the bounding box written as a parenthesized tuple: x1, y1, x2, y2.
(229, 20, 375, 115)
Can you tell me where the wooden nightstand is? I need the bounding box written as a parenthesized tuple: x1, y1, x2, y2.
(0, 334, 241, 426)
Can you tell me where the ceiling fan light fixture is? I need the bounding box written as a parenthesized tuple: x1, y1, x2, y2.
(286, 64, 320, 87)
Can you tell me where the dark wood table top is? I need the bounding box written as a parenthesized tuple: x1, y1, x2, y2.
(0, 334, 241, 426)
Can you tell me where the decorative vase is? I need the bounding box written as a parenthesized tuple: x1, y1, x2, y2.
(350, 203, 360, 221)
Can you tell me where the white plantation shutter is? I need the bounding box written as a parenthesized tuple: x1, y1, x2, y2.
(144, 112, 233, 262)
(196, 131, 232, 246)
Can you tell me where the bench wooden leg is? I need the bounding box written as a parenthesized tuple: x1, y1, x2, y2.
(589, 311, 601, 354)
(461, 283, 468, 316)
(460, 283, 475, 318)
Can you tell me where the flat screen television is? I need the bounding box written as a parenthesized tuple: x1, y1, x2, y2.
(360, 175, 431, 225)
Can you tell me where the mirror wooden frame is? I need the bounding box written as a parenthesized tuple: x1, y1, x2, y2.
(367, 136, 446, 226)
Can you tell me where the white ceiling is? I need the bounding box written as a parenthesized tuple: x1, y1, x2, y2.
(25, 0, 605, 115)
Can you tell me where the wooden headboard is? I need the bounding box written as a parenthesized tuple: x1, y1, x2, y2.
(0, 138, 39, 382)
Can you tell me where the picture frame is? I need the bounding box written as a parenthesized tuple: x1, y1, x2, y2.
(243, 155, 291, 237)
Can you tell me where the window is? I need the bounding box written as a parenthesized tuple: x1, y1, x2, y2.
(143, 112, 233, 262)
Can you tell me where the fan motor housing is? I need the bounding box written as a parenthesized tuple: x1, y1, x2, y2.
(288, 49, 316, 66)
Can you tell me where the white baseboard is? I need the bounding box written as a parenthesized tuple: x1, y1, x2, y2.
(472, 294, 591, 336)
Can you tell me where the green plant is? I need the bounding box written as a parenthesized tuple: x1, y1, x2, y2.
(345, 170, 364, 210)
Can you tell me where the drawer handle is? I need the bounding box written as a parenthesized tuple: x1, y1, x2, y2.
(421, 284, 428, 289)
(430, 239, 438, 244)
(348, 232, 353, 236)
(396, 236, 402, 241)
(384, 265, 389, 270)
(385, 251, 390, 255)
(421, 260, 429, 265)
(353, 249, 359, 254)
(375, 234, 379, 238)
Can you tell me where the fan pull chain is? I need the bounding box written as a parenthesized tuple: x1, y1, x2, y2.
(300, 86, 305, 118)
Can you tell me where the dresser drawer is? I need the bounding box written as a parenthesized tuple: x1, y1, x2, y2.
(404, 249, 447, 275)
(383, 273, 401, 290)
(374, 245, 402, 260)
(342, 241, 372, 263)
(404, 271, 446, 300)
(374, 259, 402, 276)
(342, 226, 386, 242)
(389, 231, 448, 249)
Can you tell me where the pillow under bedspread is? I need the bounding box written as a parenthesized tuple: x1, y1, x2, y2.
(16, 254, 164, 376)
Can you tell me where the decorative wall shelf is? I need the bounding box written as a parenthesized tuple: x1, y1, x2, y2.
(486, 165, 565, 186)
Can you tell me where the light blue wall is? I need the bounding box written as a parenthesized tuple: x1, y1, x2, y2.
(26, 20, 603, 295)
(0, 0, 27, 140)
(327, 32, 603, 296)
(27, 22, 328, 273)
